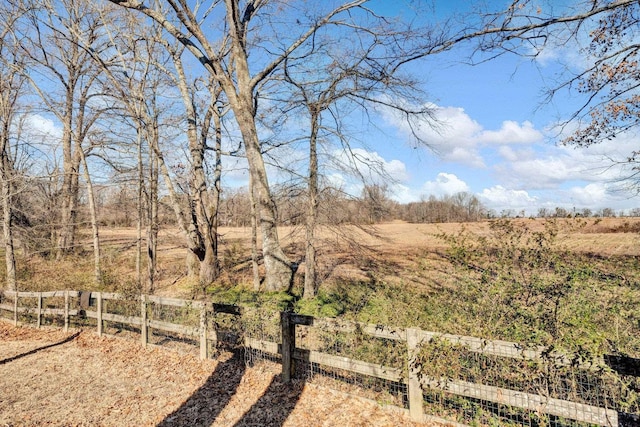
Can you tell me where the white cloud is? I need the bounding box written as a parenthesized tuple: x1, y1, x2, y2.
(388, 183, 416, 204)
(478, 120, 542, 145)
(493, 126, 640, 190)
(566, 183, 613, 207)
(325, 173, 346, 189)
(330, 148, 409, 183)
(479, 185, 537, 211)
(380, 103, 543, 168)
(421, 172, 470, 197)
(24, 113, 62, 142)
(497, 146, 536, 162)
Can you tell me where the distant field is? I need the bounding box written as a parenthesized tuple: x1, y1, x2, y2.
(90, 217, 640, 294)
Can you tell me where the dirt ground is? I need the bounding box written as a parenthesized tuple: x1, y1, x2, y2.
(0, 321, 430, 427)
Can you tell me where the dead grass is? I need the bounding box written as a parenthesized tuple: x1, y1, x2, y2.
(36, 218, 639, 297)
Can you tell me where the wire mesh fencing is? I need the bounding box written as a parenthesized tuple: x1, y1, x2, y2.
(2, 291, 638, 427)
(242, 306, 282, 366)
(294, 320, 409, 408)
(412, 335, 637, 427)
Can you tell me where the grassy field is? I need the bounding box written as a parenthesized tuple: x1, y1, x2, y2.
(6, 217, 640, 358)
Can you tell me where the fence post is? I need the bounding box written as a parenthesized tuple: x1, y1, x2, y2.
(37, 292, 43, 328)
(407, 328, 424, 422)
(199, 302, 208, 360)
(96, 292, 103, 336)
(210, 303, 218, 350)
(141, 294, 148, 347)
(13, 291, 18, 326)
(64, 290, 69, 332)
(281, 311, 295, 383)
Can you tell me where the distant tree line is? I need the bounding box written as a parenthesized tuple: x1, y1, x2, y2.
(78, 182, 637, 231)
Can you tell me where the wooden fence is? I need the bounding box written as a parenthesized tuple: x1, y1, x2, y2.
(0, 290, 636, 427)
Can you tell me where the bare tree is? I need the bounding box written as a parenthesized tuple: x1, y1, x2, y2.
(104, 0, 414, 292)
(0, 2, 30, 291)
(16, 0, 112, 258)
(272, 14, 438, 297)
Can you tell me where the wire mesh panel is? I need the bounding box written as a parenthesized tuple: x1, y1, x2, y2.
(209, 304, 244, 355)
(145, 300, 200, 355)
(413, 336, 636, 427)
(95, 295, 142, 341)
(294, 321, 409, 408)
(242, 306, 282, 366)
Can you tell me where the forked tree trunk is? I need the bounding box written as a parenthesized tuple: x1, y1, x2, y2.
(232, 103, 293, 292)
(199, 104, 224, 288)
(56, 89, 78, 258)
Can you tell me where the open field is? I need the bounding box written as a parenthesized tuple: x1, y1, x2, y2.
(81, 217, 640, 294)
(0, 321, 427, 427)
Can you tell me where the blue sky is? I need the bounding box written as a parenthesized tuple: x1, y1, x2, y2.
(324, 0, 640, 215)
(24, 0, 640, 215)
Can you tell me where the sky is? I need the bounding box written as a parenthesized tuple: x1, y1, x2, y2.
(22, 0, 640, 216)
(322, 0, 640, 216)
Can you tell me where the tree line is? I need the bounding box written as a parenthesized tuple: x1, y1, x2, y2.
(1, 0, 638, 298)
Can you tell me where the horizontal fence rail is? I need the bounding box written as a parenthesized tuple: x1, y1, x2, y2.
(0, 290, 637, 427)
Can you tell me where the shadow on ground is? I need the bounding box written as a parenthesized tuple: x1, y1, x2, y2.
(0, 331, 80, 365)
(158, 352, 303, 427)
(232, 376, 304, 427)
(157, 353, 246, 427)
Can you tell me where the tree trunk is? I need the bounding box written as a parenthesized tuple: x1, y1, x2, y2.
(136, 126, 143, 290)
(303, 111, 320, 299)
(2, 177, 16, 292)
(199, 103, 224, 289)
(56, 87, 76, 258)
(147, 144, 158, 294)
(80, 148, 101, 285)
(1, 139, 16, 291)
(233, 103, 293, 292)
(249, 176, 261, 291)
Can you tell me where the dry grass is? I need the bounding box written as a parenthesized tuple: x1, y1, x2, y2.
(50, 218, 640, 297)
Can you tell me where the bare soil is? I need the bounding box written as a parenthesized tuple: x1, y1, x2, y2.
(0, 321, 429, 427)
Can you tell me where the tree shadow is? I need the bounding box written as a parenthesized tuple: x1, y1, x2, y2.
(157, 351, 246, 427)
(0, 331, 80, 365)
(232, 375, 304, 427)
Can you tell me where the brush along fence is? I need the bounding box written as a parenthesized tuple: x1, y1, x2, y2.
(0, 290, 637, 427)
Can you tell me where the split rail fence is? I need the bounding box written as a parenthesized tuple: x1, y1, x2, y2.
(0, 290, 637, 427)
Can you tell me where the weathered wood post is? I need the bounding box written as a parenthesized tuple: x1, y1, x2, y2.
(209, 304, 219, 350)
(281, 311, 295, 383)
(63, 290, 69, 332)
(96, 292, 103, 336)
(36, 292, 43, 328)
(407, 328, 424, 422)
(13, 291, 18, 326)
(199, 302, 209, 360)
(141, 294, 148, 347)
